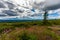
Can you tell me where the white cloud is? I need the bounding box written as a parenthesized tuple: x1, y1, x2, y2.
(0, 0, 60, 20)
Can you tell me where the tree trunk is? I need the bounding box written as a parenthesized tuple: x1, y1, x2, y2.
(43, 11, 48, 24)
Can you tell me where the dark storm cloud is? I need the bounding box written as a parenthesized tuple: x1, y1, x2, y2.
(33, 0, 60, 11)
(16, 8, 24, 13)
(5, 2, 16, 9)
(2, 10, 18, 16)
(43, 0, 60, 11)
(32, 1, 45, 10)
(0, 2, 6, 8)
(43, 4, 60, 10)
(0, 13, 7, 16)
(26, 13, 42, 17)
(30, 14, 42, 17)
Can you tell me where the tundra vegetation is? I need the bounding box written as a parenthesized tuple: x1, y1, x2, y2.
(0, 20, 60, 40)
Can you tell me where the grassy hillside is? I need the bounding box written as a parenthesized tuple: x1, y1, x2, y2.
(0, 19, 60, 40)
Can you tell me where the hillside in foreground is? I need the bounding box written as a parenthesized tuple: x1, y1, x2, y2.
(0, 19, 60, 40)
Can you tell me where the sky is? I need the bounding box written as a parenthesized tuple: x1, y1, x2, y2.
(0, 0, 60, 20)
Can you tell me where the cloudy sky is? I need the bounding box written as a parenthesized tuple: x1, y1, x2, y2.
(0, 0, 60, 20)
